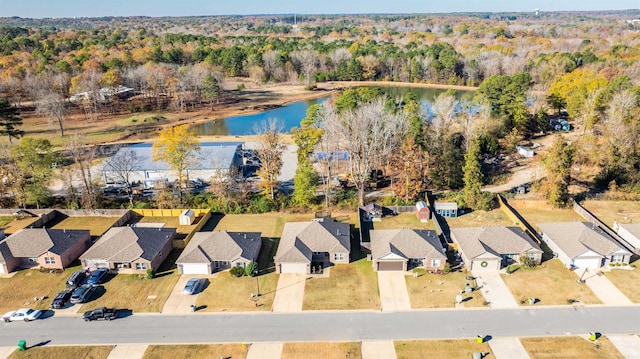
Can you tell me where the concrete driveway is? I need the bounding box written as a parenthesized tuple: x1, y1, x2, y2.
(607, 334, 640, 359)
(574, 268, 632, 305)
(161, 275, 211, 314)
(362, 340, 397, 359)
(488, 337, 530, 359)
(472, 271, 519, 308)
(377, 272, 411, 312)
(272, 274, 306, 312)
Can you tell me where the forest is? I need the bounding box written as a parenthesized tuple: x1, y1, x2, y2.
(0, 11, 639, 211)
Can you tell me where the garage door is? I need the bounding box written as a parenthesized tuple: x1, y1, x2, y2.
(572, 257, 602, 269)
(280, 263, 307, 273)
(377, 261, 404, 271)
(0, 265, 4, 274)
(471, 259, 499, 271)
(180, 263, 210, 274)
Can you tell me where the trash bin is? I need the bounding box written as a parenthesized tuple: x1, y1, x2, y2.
(465, 284, 473, 293)
(476, 335, 484, 344)
(472, 352, 483, 359)
(17, 340, 26, 351)
(589, 332, 597, 342)
(190, 304, 196, 312)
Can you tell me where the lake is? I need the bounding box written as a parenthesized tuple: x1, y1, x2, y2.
(190, 86, 474, 136)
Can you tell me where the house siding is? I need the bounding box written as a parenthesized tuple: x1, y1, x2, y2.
(541, 233, 572, 267)
(37, 233, 90, 270)
(617, 226, 640, 250)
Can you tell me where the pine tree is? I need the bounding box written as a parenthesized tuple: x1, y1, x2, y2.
(543, 136, 575, 208)
(462, 139, 484, 209)
(0, 97, 24, 145)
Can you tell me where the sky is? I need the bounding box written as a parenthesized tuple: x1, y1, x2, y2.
(1, 0, 638, 18)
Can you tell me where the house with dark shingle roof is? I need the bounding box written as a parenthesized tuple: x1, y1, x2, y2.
(176, 231, 262, 274)
(0, 228, 91, 274)
(80, 226, 175, 273)
(274, 218, 350, 274)
(538, 222, 632, 269)
(371, 229, 446, 272)
(450, 226, 542, 272)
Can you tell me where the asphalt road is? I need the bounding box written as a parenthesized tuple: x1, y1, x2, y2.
(1, 306, 639, 346)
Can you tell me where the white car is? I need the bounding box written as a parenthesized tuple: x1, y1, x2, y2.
(2, 308, 42, 322)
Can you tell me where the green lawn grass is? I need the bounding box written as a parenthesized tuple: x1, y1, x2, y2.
(372, 213, 436, 230)
(211, 213, 315, 238)
(50, 216, 120, 237)
(303, 258, 380, 310)
(508, 199, 584, 227)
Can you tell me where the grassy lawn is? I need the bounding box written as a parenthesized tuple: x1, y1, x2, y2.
(2, 217, 41, 235)
(395, 339, 493, 359)
(520, 336, 624, 359)
(0, 216, 13, 229)
(50, 216, 120, 237)
(445, 209, 512, 228)
(405, 269, 485, 308)
(603, 259, 640, 303)
(196, 272, 278, 311)
(211, 213, 316, 238)
(142, 344, 248, 359)
(281, 342, 361, 359)
(303, 258, 380, 310)
(501, 259, 601, 306)
(583, 200, 640, 227)
(508, 199, 584, 227)
(79, 250, 181, 313)
(8, 346, 113, 359)
(136, 216, 197, 235)
(372, 213, 436, 230)
(0, 264, 82, 313)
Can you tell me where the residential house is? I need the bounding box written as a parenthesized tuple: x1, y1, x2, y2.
(435, 202, 458, 218)
(451, 226, 543, 271)
(614, 222, 640, 254)
(416, 201, 430, 223)
(0, 228, 91, 274)
(274, 218, 350, 274)
(80, 226, 176, 273)
(370, 229, 446, 272)
(176, 231, 262, 274)
(538, 222, 632, 269)
(102, 142, 244, 188)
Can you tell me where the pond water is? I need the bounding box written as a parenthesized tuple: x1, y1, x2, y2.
(190, 86, 474, 136)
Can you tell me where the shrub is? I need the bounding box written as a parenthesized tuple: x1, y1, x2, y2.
(230, 266, 245, 277)
(245, 261, 258, 277)
(519, 255, 538, 268)
(443, 263, 451, 273)
(146, 268, 155, 279)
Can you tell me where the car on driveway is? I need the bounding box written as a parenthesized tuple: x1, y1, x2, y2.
(50, 289, 73, 309)
(66, 270, 87, 289)
(83, 307, 118, 321)
(183, 278, 206, 295)
(70, 285, 97, 304)
(86, 268, 108, 285)
(2, 308, 42, 322)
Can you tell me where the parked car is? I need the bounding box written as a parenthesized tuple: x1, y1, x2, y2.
(86, 268, 108, 285)
(183, 278, 206, 295)
(2, 308, 42, 322)
(83, 307, 117, 321)
(50, 289, 73, 309)
(66, 270, 87, 289)
(70, 285, 97, 304)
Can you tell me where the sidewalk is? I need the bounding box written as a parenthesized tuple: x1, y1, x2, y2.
(472, 271, 519, 308)
(246, 342, 283, 359)
(607, 334, 640, 359)
(0, 347, 15, 359)
(361, 340, 397, 359)
(272, 274, 306, 312)
(377, 272, 411, 312)
(106, 344, 148, 359)
(488, 337, 530, 359)
(573, 269, 632, 305)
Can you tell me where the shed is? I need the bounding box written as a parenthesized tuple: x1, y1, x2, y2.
(416, 201, 430, 223)
(516, 146, 534, 158)
(179, 209, 195, 225)
(435, 202, 458, 218)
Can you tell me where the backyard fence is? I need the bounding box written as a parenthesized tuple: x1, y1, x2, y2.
(573, 202, 637, 254)
(132, 208, 209, 217)
(497, 194, 541, 245)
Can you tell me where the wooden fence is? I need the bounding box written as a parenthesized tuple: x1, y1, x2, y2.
(497, 194, 542, 245)
(181, 210, 213, 248)
(132, 208, 209, 217)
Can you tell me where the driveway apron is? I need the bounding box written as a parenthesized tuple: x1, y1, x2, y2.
(161, 275, 200, 314)
(246, 342, 283, 359)
(607, 334, 640, 359)
(472, 271, 519, 308)
(361, 340, 397, 359)
(272, 274, 306, 312)
(106, 344, 148, 359)
(0, 347, 15, 359)
(377, 272, 411, 312)
(574, 269, 632, 305)
(488, 337, 530, 359)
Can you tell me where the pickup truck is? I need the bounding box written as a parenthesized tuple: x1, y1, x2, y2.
(82, 307, 117, 321)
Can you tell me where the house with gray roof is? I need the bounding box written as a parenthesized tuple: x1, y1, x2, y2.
(176, 231, 262, 274)
(80, 227, 176, 273)
(274, 218, 350, 274)
(450, 226, 542, 272)
(538, 222, 632, 269)
(102, 142, 244, 189)
(370, 229, 446, 272)
(615, 222, 640, 254)
(0, 228, 91, 274)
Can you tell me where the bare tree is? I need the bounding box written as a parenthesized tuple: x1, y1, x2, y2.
(104, 148, 145, 207)
(255, 119, 286, 200)
(315, 104, 341, 208)
(65, 134, 100, 209)
(37, 92, 67, 136)
(431, 92, 459, 138)
(290, 49, 320, 88)
(606, 89, 638, 154)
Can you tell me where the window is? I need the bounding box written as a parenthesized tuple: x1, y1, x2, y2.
(611, 254, 624, 263)
(116, 263, 130, 269)
(526, 252, 537, 260)
(28, 257, 38, 263)
(431, 259, 441, 267)
(44, 257, 55, 264)
(135, 263, 147, 270)
(334, 253, 345, 261)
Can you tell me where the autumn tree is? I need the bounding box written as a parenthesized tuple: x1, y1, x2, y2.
(11, 138, 56, 208)
(255, 120, 286, 201)
(0, 97, 24, 144)
(542, 136, 575, 208)
(152, 125, 200, 203)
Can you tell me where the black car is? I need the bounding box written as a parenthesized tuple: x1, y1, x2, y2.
(50, 289, 72, 309)
(86, 268, 108, 285)
(66, 270, 86, 290)
(70, 285, 97, 304)
(83, 307, 117, 321)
